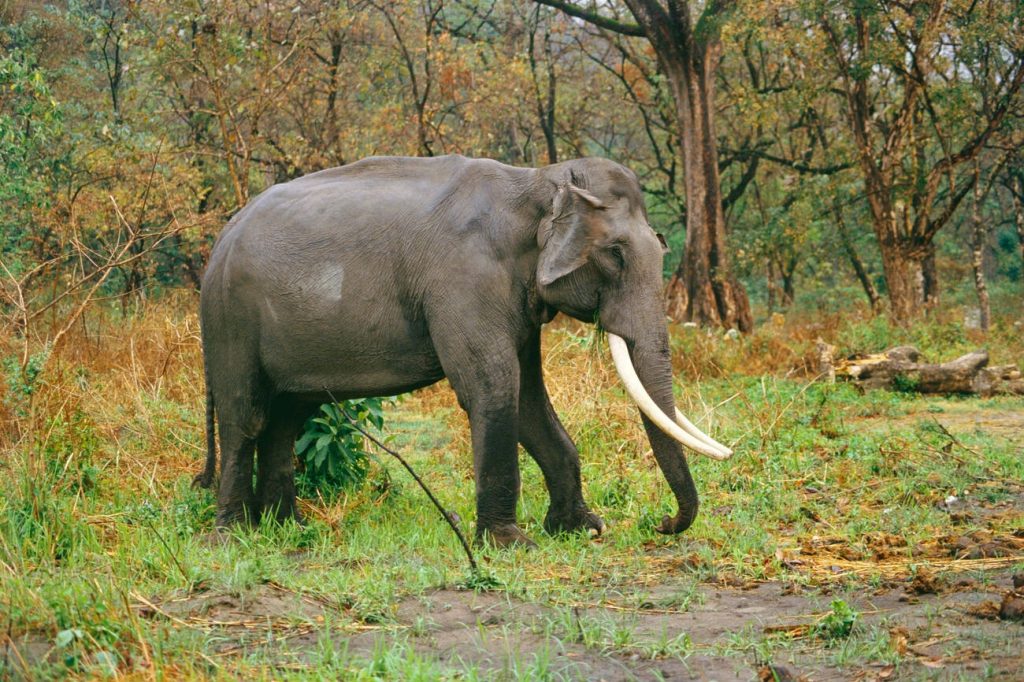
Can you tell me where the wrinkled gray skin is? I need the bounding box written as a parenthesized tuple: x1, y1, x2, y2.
(195, 155, 699, 546)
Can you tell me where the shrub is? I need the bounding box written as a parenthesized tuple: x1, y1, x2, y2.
(294, 397, 390, 496)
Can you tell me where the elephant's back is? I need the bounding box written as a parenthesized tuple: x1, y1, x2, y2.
(251, 154, 480, 222)
(201, 157, 486, 336)
(207, 155, 528, 288)
(215, 154, 500, 258)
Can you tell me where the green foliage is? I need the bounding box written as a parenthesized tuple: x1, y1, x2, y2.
(0, 0, 1021, 324)
(814, 599, 859, 644)
(4, 411, 104, 566)
(3, 349, 48, 416)
(458, 570, 503, 592)
(0, 39, 65, 195)
(891, 372, 920, 393)
(0, 23, 70, 271)
(295, 397, 391, 496)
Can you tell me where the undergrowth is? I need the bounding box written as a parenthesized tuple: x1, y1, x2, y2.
(0, 296, 1021, 678)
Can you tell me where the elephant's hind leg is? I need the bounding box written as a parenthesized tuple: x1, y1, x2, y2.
(256, 401, 309, 524)
(215, 419, 258, 528)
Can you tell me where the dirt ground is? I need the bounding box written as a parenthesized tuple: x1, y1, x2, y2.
(893, 402, 1024, 448)
(108, 567, 1024, 680)
(15, 566, 1022, 680)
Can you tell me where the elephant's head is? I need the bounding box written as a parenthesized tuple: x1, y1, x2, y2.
(535, 158, 732, 535)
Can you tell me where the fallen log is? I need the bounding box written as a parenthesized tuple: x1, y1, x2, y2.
(815, 343, 1024, 396)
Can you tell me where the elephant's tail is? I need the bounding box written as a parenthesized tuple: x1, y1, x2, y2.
(192, 361, 217, 489)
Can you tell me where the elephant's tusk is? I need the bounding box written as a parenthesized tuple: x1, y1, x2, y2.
(675, 408, 733, 458)
(607, 333, 732, 461)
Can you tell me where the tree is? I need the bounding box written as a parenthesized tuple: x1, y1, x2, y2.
(527, 5, 560, 164)
(967, 152, 1010, 332)
(535, 0, 752, 332)
(815, 0, 1024, 324)
(714, 12, 864, 314)
(1004, 155, 1024, 281)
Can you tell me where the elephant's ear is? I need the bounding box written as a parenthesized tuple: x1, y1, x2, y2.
(537, 185, 606, 287)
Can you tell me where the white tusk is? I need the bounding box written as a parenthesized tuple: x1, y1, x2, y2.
(675, 408, 733, 458)
(607, 333, 732, 460)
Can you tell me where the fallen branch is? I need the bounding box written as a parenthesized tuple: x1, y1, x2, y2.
(328, 393, 478, 574)
(930, 418, 982, 459)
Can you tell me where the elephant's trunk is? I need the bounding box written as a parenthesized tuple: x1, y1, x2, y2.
(612, 329, 703, 534)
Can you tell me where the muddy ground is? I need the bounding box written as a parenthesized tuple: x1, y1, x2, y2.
(13, 550, 1023, 680)
(111, 568, 1024, 680)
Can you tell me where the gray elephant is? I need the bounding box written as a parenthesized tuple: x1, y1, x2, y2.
(194, 155, 731, 547)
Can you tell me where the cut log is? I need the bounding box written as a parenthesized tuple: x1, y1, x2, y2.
(913, 351, 990, 394)
(837, 348, 989, 393)
(984, 365, 1022, 382)
(834, 347, 994, 395)
(992, 377, 1024, 396)
(816, 344, 1021, 395)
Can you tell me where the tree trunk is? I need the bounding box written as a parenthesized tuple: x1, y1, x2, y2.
(1013, 173, 1024, 280)
(528, 9, 558, 165)
(835, 205, 881, 312)
(664, 273, 688, 320)
(535, 0, 750, 331)
(666, 44, 751, 332)
(971, 162, 990, 332)
(781, 257, 796, 306)
(922, 242, 939, 310)
(878, 237, 927, 326)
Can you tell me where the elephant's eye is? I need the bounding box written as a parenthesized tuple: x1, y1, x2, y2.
(608, 244, 626, 271)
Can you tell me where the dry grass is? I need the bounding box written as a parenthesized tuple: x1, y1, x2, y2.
(1, 294, 203, 499)
(2, 297, 1023, 679)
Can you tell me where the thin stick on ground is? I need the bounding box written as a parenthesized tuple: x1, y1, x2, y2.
(328, 393, 478, 574)
(145, 518, 192, 587)
(930, 417, 982, 458)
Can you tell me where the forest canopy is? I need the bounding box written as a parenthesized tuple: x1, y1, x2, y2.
(2, 0, 1023, 355)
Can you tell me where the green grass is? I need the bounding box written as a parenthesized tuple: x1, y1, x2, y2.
(1, 316, 1022, 679)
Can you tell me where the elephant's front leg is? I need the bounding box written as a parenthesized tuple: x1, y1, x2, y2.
(518, 333, 605, 537)
(466, 389, 535, 548)
(435, 329, 533, 548)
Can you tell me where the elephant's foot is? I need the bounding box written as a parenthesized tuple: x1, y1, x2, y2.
(260, 503, 305, 526)
(192, 469, 215, 490)
(476, 523, 538, 550)
(544, 504, 606, 537)
(215, 501, 258, 530)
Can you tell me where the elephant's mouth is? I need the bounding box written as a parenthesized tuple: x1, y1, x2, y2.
(606, 333, 732, 460)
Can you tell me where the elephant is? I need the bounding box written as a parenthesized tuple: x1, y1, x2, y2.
(193, 154, 732, 547)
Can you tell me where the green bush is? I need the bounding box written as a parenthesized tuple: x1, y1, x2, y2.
(294, 397, 390, 497)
